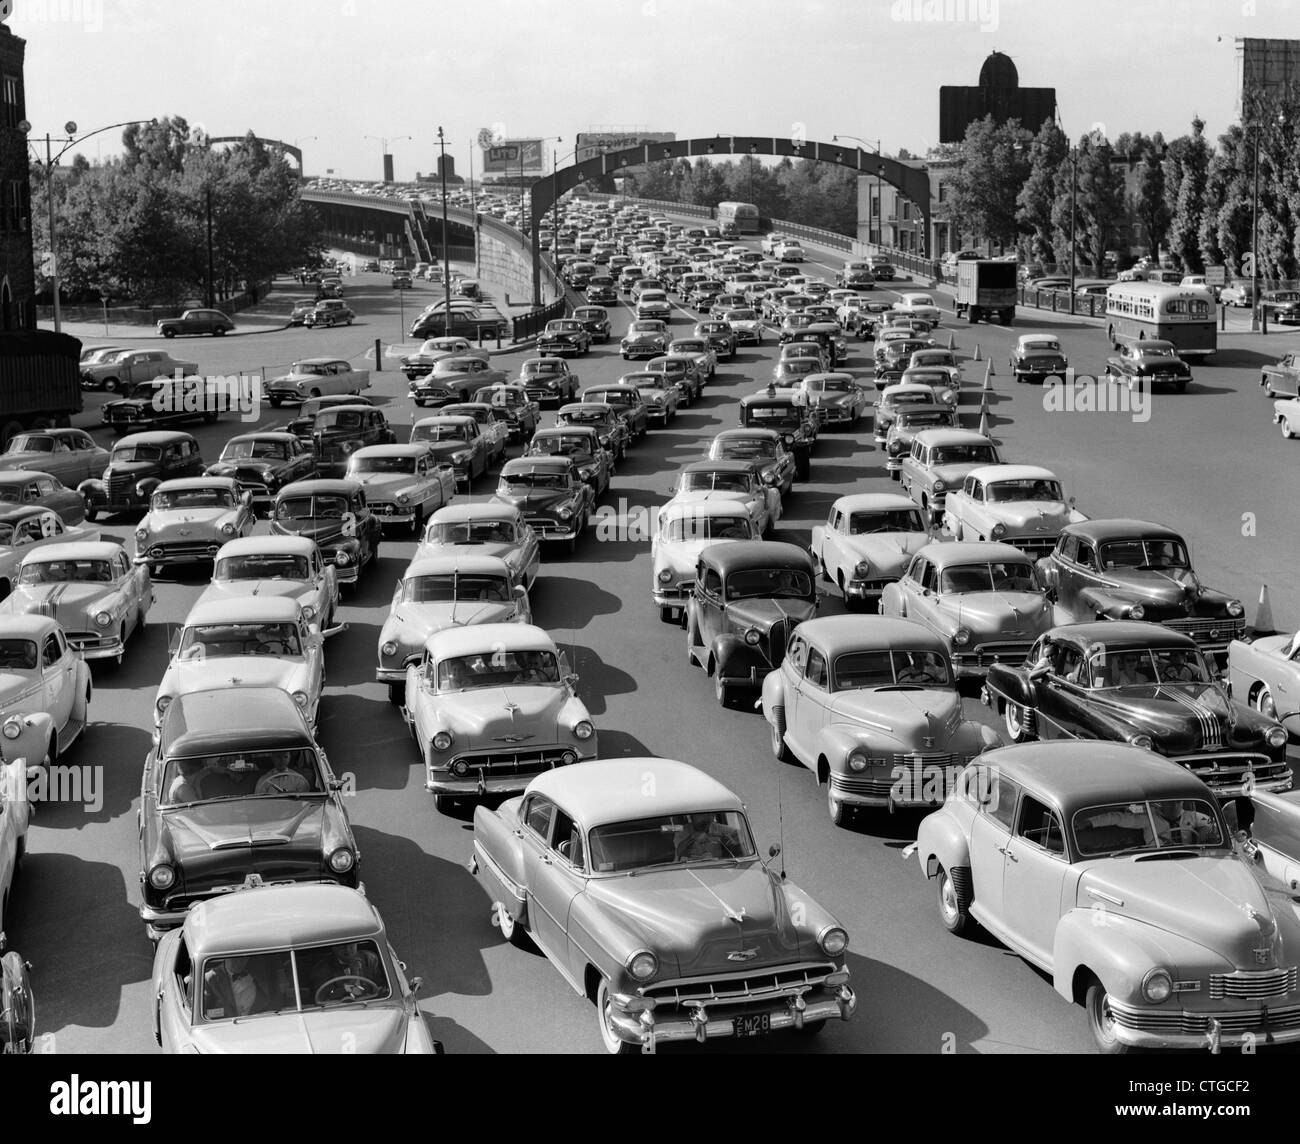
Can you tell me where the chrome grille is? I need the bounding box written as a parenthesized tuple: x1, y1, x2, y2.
(446, 748, 575, 776)
(963, 641, 1035, 667)
(1109, 999, 1300, 1034)
(1004, 536, 1058, 557)
(1163, 616, 1246, 640)
(1170, 753, 1286, 790)
(830, 773, 896, 798)
(106, 474, 137, 502)
(767, 619, 792, 665)
(149, 541, 221, 559)
(644, 963, 837, 1009)
(65, 632, 117, 650)
(1209, 968, 1298, 1000)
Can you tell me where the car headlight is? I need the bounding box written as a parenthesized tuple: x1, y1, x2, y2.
(888, 440, 903, 454)
(221, 522, 237, 536)
(94, 611, 113, 628)
(296, 381, 306, 390)
(558, 506, 573, 520)
(1141, 968, 1173, 1004)
(657, 569, 673, 584)
(328, 848, 355, 874)
(1127, 733, 1154, 750)
(952, 627, 971, 647)
(627, 950, 658, 982)
(1128, 604, 1145, 620)
(818, 926, 849, 956)
(991, 523, 1007, 539)
(292, 690, 309, 708)
(148, 864, 176, 890)
(398, 493, 410, 505)
(302, 606, 317, 622)
(854, 561, 871, 577)
(932, 479, 946, 492)
(744, 628, 762, 646)
(1267, 726, 1288, 749)
(382, 640, 399, 657)
(334, 551, 352, 566)
(342, 440, 358, 453)
(2, 717, 22, 740)
(452, 451, 470, 464)
(573, 720, 594, 741)
(135, 528, 148, 543)
(156, 695, 173, 714)
(847, 750, 869, 772)
(432, 730, 453, 751)
(1227, 600, 1244, 617)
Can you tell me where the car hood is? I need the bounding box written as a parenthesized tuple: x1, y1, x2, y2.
(583, 863, 811, 975)
(349, 473, 426, 497)
(494, 490, 576, 514)
(415, 541, 521, 568)
(439, 685, 570, 749)
(163, 655, 308, 696)
(144, 508, 234, 533)
(101, 461, 156, 482)
(1080, 682, 1259, 750)
(655, 538, 741, 575)
(1090, 567, 1202, 606)
(930, 463, 992, 484)
(208, 461, 278, 479)
(7, 582, 113, 626)
(827, 687, 963, 746)
(190, 1006, 409, 1055)
(980, 502, 1074, 531)
(272, 520, 351, 546)
(840, 532, 928, 575)
(385, 601, 515, 643)
(201, 580, 315, 607)
(163, 798, 326, 878)
(935, 591, 1052, 635)
(725, 597, 817, 628)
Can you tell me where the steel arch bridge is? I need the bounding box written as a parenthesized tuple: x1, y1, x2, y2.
(528, 135, 933, 303)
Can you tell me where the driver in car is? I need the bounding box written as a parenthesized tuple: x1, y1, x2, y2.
(309, 942, 384, 1003)
(255, 751, 310, 795)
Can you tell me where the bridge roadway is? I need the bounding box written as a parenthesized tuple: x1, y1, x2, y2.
(13, 243, 1298, 1055)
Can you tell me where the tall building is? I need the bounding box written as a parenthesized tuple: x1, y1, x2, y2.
(939, 51, 1056, 144)
(0, 22, 33, 330)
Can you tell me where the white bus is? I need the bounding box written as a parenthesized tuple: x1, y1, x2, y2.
(716, 201, 760, 236)
(1104, 282, 1217, 358)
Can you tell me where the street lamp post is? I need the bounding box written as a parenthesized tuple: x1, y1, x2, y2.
(437, 128, 453, 335)
(832, 134, 882, 245)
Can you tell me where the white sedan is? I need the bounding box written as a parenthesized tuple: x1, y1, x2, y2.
(892, 292, 943, 326)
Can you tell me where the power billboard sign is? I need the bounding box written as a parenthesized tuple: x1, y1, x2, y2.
(575, 132, 676, 163)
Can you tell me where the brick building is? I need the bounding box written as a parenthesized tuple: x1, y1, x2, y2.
(0, 23, 33, 330)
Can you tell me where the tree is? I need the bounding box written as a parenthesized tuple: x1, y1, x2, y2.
(943, 115, 1033, 252)
(1015, 118, 1068, 266)
(1073, 133, 1127, 275)
(1162, 117, 1211, 271)
(1132, 134, 1169, 258)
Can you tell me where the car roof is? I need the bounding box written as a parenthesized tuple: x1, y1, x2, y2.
(917, 540, 1036, 566)
(967, 464, 1060, 483)
(224, 431, 300, 445)
(712, 428, 781, 441)
(277, 479, 362, 496)
(0, 504, 56, 524)
(500, 456, 571, 473)
(1061, 519, 1183, 543)
(883, 384, 938, 399)
(350, 444, 431, 457)
(0, 614, 60, 639)
(184, 884, 383, 959)
(701, 540, 815, 573)
(0, 470, 54, 485)
(1047, 620, 1200, 650)
(428, 502, 521, 523)
(215, 536, 316, 557)
(798, 615, 947, 656)
(661, 499, 755, 521)
(291, 357, 349, 367)
(425, 622, 555, 657)
(683, 459, 756, 474)
(155, 476, 241, 492)
(183, 596, 301, 624)
(161, 687, 314, 758)
(403, 553, 510, 578)
(529, 757, 743, 828)
(913, 429, 994, 446)
(21, 540, 126, 562)
(830, 493, 921, 513)
(114, 431, 195, 445)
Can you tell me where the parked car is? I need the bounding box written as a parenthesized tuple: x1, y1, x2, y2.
(271, 479, 382, 591)
(415, 503, 540, 592)
(1, 541, 150, 663)
(0, 471, 88, 527)
(344, 444, 456, 536)
(941, 465, 1087, 555)
(1228, 627, 1300, 739)
(266, 359, 370, 407)
(1259, 351, 1300, 399)
(402, 623, 597, 812)
(204, 432, 316, 510)
(492, 456, 594, 553)
(811, 493, 929, 608)
(898, 429, 1001, 513)
(1104, 340, 1192, 392)
(470, 756, 855, 1052)
(156, 308, 234, 339)
(138, 686, 360, 941)
(133, 477, 255, 575)
(763, 616, 1002, 823)
(198, 535, 339, 628)
(0, 429, 109, 489)
(915, 741, 1300, 1052)
(1010, 334, 1070, 384)
(1037, 520, 1246, 655)
(0, 614, 93, 762)
(303, 299, 356, 329)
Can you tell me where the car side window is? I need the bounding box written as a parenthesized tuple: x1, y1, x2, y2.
(970, 481, 984, 503)
(983, 774, 1021, 832)
(785, 633, 807, 675)
(806, 649, 828, 688)
(700, 567, 722, 598)
(522, 795, 554, 842)
(552, 808, 584, 869)
(905, 556, 925, 585)
(1076, 541, 1097, 570)
(920, 562, 938, 593)
(1017, 795, 1066, 856)
(1057, 535, 1078, 563)
(41, 633, 62, 669)
(1056, 646, 1083, 684)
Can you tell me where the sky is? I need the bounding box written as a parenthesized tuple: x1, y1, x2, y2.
(10, 0, 1298, 178)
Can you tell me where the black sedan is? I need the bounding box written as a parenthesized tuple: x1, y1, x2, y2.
(1103, 340, 1192, 392)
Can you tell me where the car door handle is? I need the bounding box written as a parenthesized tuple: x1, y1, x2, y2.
(540, 855, 552, 865)
(1006, 850, 1019, 862)
(996, 845, 1008, 855)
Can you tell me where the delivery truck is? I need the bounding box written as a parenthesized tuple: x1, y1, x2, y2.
(953, 260, 1017, 325)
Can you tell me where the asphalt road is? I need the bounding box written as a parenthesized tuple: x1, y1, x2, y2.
(12, 247, 1298, 1055)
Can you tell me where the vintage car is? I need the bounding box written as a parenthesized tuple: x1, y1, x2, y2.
(440, 402, 511, 466)
(133, 477, 254, 573)
(79, 431, 205, 522)
(284, 394, 374, 440)
(344, 444, 456, 535)
(266, 358, 370, 407)
(472, 384, 540, 443)
(1234, 789, 1300, 892)
(0, 429, 109, 489)
(665, 460, 781, 539)
(309, 405, 397, 479)
(982, 621, 1291, 798)
(569, 306, 611, 344)
(892, 292, 942, 325)
(401, 337, 491, 381)
(287, 297, 317, 326)
(1038, 520, 1246, 655)
(706, 429, 796, 498)
(1228, 627, 1300, 739)
(580, 384, 650, 440)
(138, 686, 360, 941)
(795, 373, 867, 427)
(416, 503, 540, 591)
(524, 427, 613, 496)
(303, 299, 356, 329)
(1261, 289, 1300, 324)
(916, 741, 1300, 1053)
(666, 337, 717, 381)
(410, 415, 495, 486)
(156, 596, 338, 730)
(941, 465, 1088, 555)
(80, 348, 198, 396)
(376, 554, 531, 703)
(585, 278, 619, 305)
(693, 319, 737, 360)
(199, 536, 339, 628)
(811, 493, 930, 607)
(0, 751, 31, 937)
(151, 883, 439, 1053)
(685, 542, 818, 706)
(0, 615, 93, 762)
(1104, 340, 1192, 392)
(898, 367, 961, 408)
(908, 347, 962, 387)
(204, 431, 316, 510)
(410, 356, 507, 408)
(272, 479, 382, 590)
(898, 428, 1001, 512)
(737, 392, 818, 481)
(721, 308, 765, 346)
(643, 354, 702, 403)
(537, 318, 593, 358)
(838, 260, 876, 290)
(621, 320, 671, 360)
(0, 471, 87, 527)
(1274, 397, 1300, 438)
(516, 357, 580, 405)
(652, 500, 758, 624)
(493, 456, 594, 553)
(0, 506, 100, 601)
(402, 623, 596, 812)
(1260, 351, 1300, 399)
(2, 542, 151, 663)
(634, 290, 672, 322)
(873, 384, 952, 444)
(555, 402, 630, 460)
(881, 542, 1054, 679)
(470, 757, 855, 1052)
(763, 616, 1002, 823)
(1010, 334, 1070, 384)
(874, 337, 937, 388)
(621, 371, 680, 424)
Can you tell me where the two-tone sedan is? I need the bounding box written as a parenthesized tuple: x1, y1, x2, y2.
(881, 542, 1055, 681)
(344, 444, 456, 536)
(376, 554, 531, 704)
(411, 356, 507, 407)
(493, 456, 594, 554)
(811, 493, 930, 608)
(898, 429, 1001, 513)
(133, 478, 254, 575)
(416, 503, 540, 591)
(199, 536, 339, 629)
(266, 358, 369, 406)
(620, 320, 671, 361)
(524, 426, 613, 496)
(470, 757, 855, 1053)
(2, 541, 151, 664)
(402, 623, 597, 812)
(651, 500, 758, 623)
(796, 373, 867, 428)
(203, 432, 316, 511)
(1104, 340, 1192, 392)
(942, 465, 1088, 556)
(516, 357, 579, 405)
(664, 460, 781, 539)
(537, 318, 593, 358)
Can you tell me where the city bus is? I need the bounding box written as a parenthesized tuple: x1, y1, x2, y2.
(1104, 282, 1217, 358)
(716, 201, 760, 236)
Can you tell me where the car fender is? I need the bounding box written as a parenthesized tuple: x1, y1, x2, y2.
(2, 710, 55, 767)
(78, 478, 106, 504)
(471, 801, 529, 924)
(916, 809, 971, 882)
(1076, 586, 1135, 620)
(760, 669, 786, 727)
(1226, 639, 1280, 703)
(711, 634, 767, 681)
(984, 664, 1035, 708)
(135, 477, 162, 501)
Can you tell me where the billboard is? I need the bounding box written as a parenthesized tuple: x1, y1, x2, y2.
(575, 132, 676, 163)
(1239, 38, 1300, 108)
(481, 139, 545, 175)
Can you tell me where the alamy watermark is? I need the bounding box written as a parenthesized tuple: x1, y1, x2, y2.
(2, 761, 103, 812)
(151, 370, 262, 422)
(8, 0, 104, 32)
(1043, 370, 1151, 424)
(890, 0, 998, 32)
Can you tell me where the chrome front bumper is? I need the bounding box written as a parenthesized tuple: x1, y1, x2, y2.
(1107, 995, 1300, 1050)
(67, 635, 126, 660)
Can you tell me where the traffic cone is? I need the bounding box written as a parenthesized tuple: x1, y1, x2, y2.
(986, 357, 995, 378)
(983, 363, 994, 391)
(973, 343, 982, 361)
(947, 331, 955, 350)
(978, 401, 991, 437)
(1252, 584, 1275, 635)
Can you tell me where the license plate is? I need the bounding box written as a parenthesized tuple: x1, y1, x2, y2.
(733, 1013, 771, 1038)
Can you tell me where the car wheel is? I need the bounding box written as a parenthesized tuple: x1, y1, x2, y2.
(1282, 420, 1296, 440)
(595, 978, 641, 1055)
(936, 865, 971, 934)
(1255, 684, 1279, 721)
(714, 671, 733, 708)
(433, 794, 455, 814)
(83, 498, 99, 523)
(310, 388, 322, 398)
(163, 328, 176, 339)
(1085, 979, 1131, 1055)
(827, 782, 848, 826)
(770, 719, 791, 762)
(102, 378, 119, 393)
(1004, 701, 1035, 743)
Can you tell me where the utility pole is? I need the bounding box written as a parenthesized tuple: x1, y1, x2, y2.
(438, 128, 453, 335)
(44, 134, 61, 332)
(206, 185, 215, 309)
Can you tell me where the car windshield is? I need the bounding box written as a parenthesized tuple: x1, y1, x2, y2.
(931, 445, 998, 465)
(724, 310, 757, 322)
(682, 471, 752, 494)
(427, 520, 516, 544)
(808, 377, 853, 393)
(5, 435, 54, 453)
(215, 554, 310, 581)
(111, 445, 162, 463)
(715, 438, 777, 460)
(726, 567, 812, 600)
(1084, 646, 1214, 688)
(1138, 345, 1178, 358)
(524, 361, 565, 376)
(530, 435, 592, 457)
(664, 515, 752, 541)
(0, 638, 37, 669)
(314, 410, 367, 432)
(435, 649, 559, 689)
(222, 440, 289, 461)
(671, 342, 705, 353)
(20, 559, 113, 584)
(629, 322, 661, 334)
(1072, 799, 1225, 857)
(1097, 538, 1190, 571)
(293, 363, 332, 376)
(587, 810, 756, 873)
(847, 510, 925, 534)
(198, 940, 390, 1020)
(402, 574, 510, 603)
(832, 649, 953, 690)
(152, 488, 235, 510)
(177, 621, 303, 659)
(349, 455, 416, 474)
(938, 562, 1039, 593)
(276, 496, 349, 520)
(162, 746, 323, 809)
(559, 409, 608, 425)
(987, 479, 1064, 502)
(778, 361, 817, 376)
(502, 471, 569, 490)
